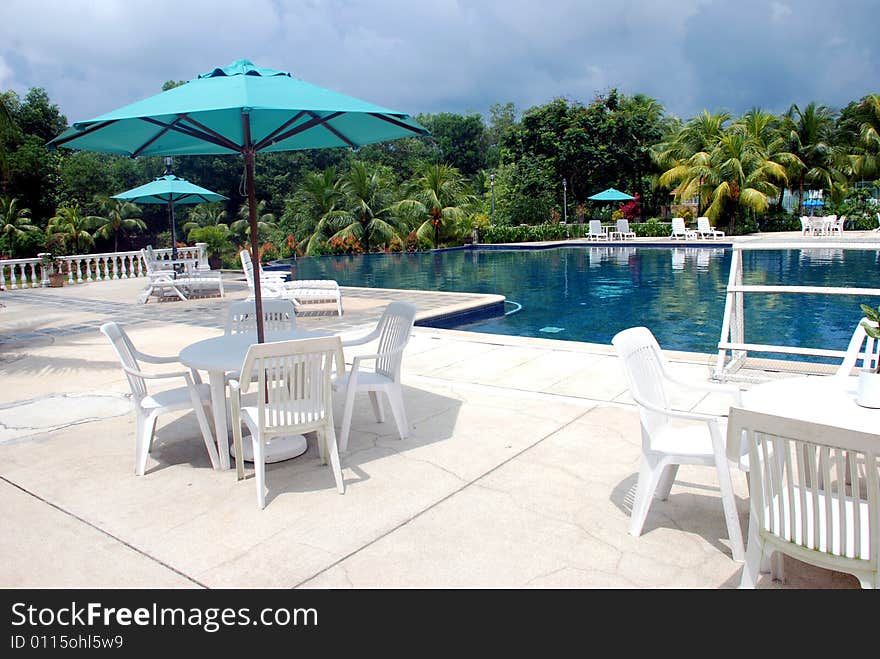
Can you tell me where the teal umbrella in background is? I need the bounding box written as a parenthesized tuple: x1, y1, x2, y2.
(588, 187, 635, 201)
(113, 171, 227, 262)
(50, 59, 429, 341)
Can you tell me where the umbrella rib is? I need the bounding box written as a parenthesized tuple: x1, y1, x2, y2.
(178, 115, 244, 151)
(253, 111, 307, 151)
(50, 120, 118, 148)
(139, 116, 240, 152)
(132, 116, 186, 158)
(267, 112, 344, 146)
(368, 112, 429, 136)
(307, 111, 356, 148)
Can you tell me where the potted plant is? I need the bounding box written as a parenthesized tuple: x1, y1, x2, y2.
(856, 304, 880, 407)
(188, 225, 231, 270)
(40, 253, 65, 287)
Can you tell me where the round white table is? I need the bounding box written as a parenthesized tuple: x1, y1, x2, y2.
(179, 330, 331, 469)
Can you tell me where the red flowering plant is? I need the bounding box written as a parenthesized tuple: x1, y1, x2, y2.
(618, 194, 641, 220)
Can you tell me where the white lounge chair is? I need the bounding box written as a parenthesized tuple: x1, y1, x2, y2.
(611, 218, 636, 240)
(240, 250, 343, 316)
(670, 217, 697, 240)
(138, 248, 188, 303)
(333, 301, 417, 453)
(875, 212, 880, 232)
(612, 326, 747, 561)
(138, 246, 224, 303)
(100, 321, 221, 475)
(729, 407, 880, 589)
(696, 216, 725, 239)
(836, 317, 880, 377)
(585, 219, 608, 241)
(230, 336, 346, 508)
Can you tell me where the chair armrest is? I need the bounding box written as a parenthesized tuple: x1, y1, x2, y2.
(341, 327, 382, 347)
(662, 374, 743, 405)
(349, 345, 406, 368)
(131, 348, 179, 365)
(630, 390, 727, 423)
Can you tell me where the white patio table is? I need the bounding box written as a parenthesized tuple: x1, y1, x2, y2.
(179, 329, 331, 469)
(730, 374, 880, 460)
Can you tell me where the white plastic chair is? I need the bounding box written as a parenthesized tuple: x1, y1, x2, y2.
(729, 407, 880, 588)
(670, 217, 697, 240)
(229, 336, 346, 508)
(240, 250, 343, 315)
(696, 216, 725, 239)
(224, 299, 297, 336)
(138, 248, 188, 303)
(585, 220, 608, 241)
(836, 318, 880, 377)
(612, 326, 746, 560)
(800, 216, 813, 236)
(100, 321, 220, 475)
(333, 301, 417, 453)
(611, 218, 636, 240)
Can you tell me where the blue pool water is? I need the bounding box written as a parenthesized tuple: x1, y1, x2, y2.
(270, 246, 880, 356)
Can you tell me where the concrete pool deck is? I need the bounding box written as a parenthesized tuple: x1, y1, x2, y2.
(0, 238, 872, 589)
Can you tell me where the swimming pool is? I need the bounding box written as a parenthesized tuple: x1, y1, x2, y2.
(268, 246, 880, 356)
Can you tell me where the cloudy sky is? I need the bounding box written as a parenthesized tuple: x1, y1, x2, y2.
(0, 0, 877, 124)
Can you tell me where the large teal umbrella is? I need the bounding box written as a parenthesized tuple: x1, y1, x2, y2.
(113, 173, 227, 262)
(50, 59, 429, 341)
(588, 187, 635, 201)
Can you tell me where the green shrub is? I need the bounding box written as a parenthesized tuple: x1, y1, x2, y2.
(759, 215, 801, 232)
(481, 223, 572, 244)
(631, 218, 669, 237)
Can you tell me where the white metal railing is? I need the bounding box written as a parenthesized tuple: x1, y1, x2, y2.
(714, 241, 880, 381)
(0, 244, 207, 289)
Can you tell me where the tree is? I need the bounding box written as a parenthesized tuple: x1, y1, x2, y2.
(417, 112, 487, 177)
(848, 93, 880, 179)
(87, 196, 146, 252)
(395, 163, 476, 247)
(781, 102, 839, 215)
(182, 202, 228, 234)
(230, 199, 277, 242)
(282, 167, 342, 255)
(47, 203, 94, 254)
(328, 161, 400, 252)
(0, 195, 38, 256)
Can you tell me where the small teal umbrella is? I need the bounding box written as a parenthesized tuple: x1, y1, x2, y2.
(112, 174, 227, 261)
(50, 59, 428, 341)
(588, 187, 635, 201)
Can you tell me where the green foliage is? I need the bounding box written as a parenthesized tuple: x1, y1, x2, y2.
(631, 219, 671, 237)
(481, 223, 571, 243)
(187, 224, 232, 258)
(417, 112, 487, 177)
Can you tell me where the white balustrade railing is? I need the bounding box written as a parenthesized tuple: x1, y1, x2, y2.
(0, 243, 208, 289)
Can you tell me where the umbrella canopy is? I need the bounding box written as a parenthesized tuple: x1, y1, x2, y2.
(588, 187, 635, 201)
(113, 174, 227, 260)
(49, 59, 429, 341)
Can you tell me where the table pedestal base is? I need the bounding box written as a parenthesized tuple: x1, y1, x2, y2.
(234, 434, 309, 463)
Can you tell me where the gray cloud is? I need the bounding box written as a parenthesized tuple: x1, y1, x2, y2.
(0, 0, 876, 126)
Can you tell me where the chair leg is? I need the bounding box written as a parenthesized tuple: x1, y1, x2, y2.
(739, 531, 763, 588)
(253, 436, 267, 509)
(136, 413, 158, 476)
(711, 425, 745, 562)
(321, 427, 345, 494)
(339, 382, 357, 454)
(337, 297, 343, 316)
(368, 391, 385, 423)
(655, 464, 680, 500)
(386, 385, 409, 440)
(629, 454, 666, 537)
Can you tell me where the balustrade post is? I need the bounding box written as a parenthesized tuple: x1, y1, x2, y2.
(37, 253, 51, 287)
(196, 242, 208, 270)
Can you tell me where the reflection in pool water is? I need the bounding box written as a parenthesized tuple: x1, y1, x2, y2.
(269, 246, 880, 357)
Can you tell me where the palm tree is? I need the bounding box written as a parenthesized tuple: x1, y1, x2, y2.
(328, 161, 401, 252)
(652, 110, 731, 213)
(674, 131, 788, 233)
(230, 199, 277, 242)
(781, 102, 839, 215)
(850, 93, 880, 179)
(285, 167, 342, 255)
(395, 163, 476, 247)
(732, 108, 799, 209)
(182, 202, 228, 234)
(87, 196, 146, 252)
(0, 195, 37, 256)
(47, 203, 94, 254)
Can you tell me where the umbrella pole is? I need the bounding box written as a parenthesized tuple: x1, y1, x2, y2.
(243, 143, 265, 345)
(168, 200, 179, 263)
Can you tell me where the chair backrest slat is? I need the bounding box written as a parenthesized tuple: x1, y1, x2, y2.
(728, 407, 879, 565)
(225, 299, 296, 335)
(100, 322, 148, 402)
(371, 302, 417, 380)
(612, 327, 673, 442)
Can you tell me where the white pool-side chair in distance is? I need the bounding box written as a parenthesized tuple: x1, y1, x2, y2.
(729, 407, 880, 589)
(670, 217, 697, 240)
(240, 250, 343, 315)
(333, 301, 417, 453)
(585, 219, 608, 241)
(696, 216, 725, 239)
(612, 326, 746, 561)
(611, 218, 636, 240)
(100, 321, 221, 475)
(230, 336, 346, 508)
